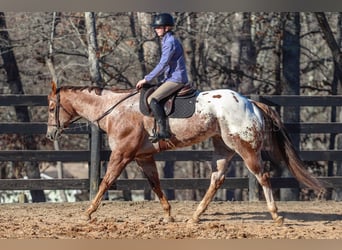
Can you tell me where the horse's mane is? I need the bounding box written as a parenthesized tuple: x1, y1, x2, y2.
(57, 85, 135, 96)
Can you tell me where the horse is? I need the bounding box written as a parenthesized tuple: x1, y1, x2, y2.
(46, 81, 325, 225)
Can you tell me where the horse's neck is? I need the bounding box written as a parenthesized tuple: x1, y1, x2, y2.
(63, 90, 112, 123)
(63, 89, 135, 124)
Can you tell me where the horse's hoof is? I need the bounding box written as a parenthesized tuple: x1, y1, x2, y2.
(162, 216, 175, 223)
(84, 212, 91, 221)
(274, 216, 284, 226)
(167, 216, 175, 223)
(187, 217, 199, 225)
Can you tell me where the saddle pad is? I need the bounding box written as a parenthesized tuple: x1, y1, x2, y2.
(139, 90, 199, 118)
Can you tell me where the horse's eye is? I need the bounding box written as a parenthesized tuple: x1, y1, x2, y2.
(49, 107, 55, 113)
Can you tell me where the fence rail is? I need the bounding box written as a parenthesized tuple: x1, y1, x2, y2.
(1, 122, 342, 134)
(0, 177, 341, 191)
(0, 94, 342, 200)
(1, 149, 342, 162)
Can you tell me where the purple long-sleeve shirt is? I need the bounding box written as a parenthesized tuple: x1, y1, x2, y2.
(145, 32, 188, 84)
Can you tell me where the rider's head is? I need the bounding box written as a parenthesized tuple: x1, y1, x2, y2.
(151, 13, 174, 38)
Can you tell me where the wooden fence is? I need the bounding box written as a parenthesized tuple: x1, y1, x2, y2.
(0, 94, 342, 201)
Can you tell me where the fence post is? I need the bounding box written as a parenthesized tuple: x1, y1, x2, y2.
(248, 94, 260, 201)
(89, 124, 101, 200)
(333, 134, 342, 201)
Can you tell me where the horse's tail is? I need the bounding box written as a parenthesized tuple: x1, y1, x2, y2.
(252, 100, 326, 194)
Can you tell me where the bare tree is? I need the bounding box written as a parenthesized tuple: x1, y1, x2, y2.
(315, 12, 342, 82)
(0, 12, 45, 202)
(315, 12, 342, 200)
(84, 12, 104, 200)
(280, 12, 301, 201)
(335, 13, 342, 201)
(135, 12, 159, 76)
(85, 12, 103, 86)
(45, 12, 68, 202)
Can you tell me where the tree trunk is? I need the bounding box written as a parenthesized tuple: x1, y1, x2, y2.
(182, 12, 195, 84)
(230, 12, 258, 201)
(136, 12, 159, 76)
(315, 12, 342, 82)
(280, 12, 300, 201)
(315, 12, 342, 200)
(331, 12, 342, 200)
(0, 12, 46, 202)
(242, 13, 257, 201)
(85, 12, 103, 86)
(46, 12, 67, 202)
(133, 12, 162, 200)
(238, 12, 256, 94)
(85, 12, 103, 200)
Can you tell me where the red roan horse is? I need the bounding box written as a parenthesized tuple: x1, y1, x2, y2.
(46, 81, 324, 225)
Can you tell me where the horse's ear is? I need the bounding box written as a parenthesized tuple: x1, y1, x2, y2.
(51, 81, 57, 94)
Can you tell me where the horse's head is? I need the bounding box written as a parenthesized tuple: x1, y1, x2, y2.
(46, 81, 75, 141)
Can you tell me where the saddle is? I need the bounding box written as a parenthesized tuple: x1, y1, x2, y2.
(139, 83, 199, 118)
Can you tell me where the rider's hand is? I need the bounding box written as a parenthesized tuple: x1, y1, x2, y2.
(136, 79, 147, 90)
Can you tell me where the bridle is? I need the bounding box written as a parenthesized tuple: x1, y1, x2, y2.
(48, 91, 82, 132)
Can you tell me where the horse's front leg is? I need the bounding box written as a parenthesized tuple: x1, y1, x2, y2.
(85, 152, 131, 220)
(136, 156, 174, 223)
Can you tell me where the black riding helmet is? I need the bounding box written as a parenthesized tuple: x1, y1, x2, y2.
(151, 13, 174, 27)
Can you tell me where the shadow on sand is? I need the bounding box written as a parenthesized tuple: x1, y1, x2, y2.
(202, 211, 342, 222)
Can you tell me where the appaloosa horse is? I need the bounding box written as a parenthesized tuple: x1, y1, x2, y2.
(46, 81, 324, 225)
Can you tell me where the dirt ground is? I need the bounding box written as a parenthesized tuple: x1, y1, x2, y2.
(0, 200, 341, 239)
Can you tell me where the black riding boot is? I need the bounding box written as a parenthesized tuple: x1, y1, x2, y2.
(149, 98, 171, 142)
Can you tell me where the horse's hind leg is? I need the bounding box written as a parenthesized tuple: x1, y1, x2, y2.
(136, 156, 174, 222)
(190, 137, 235, 224)
(240, 150, 284, 226)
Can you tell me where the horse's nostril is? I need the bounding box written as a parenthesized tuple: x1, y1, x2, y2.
(46, 129, 58, 141)
(46, 134, 52, 140)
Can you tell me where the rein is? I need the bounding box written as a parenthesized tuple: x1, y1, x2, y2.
(50, 88, 139, 131)
(93, 89, 139, 126)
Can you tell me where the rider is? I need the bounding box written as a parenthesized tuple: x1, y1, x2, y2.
(136, 13, 189, 142)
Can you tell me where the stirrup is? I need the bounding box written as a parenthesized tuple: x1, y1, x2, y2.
(149, 119, 171, 142)
(148, 126, 171, 143)
(148, 132, 171, 143)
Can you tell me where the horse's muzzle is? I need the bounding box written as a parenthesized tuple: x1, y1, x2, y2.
(46, 127, 61, 141)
